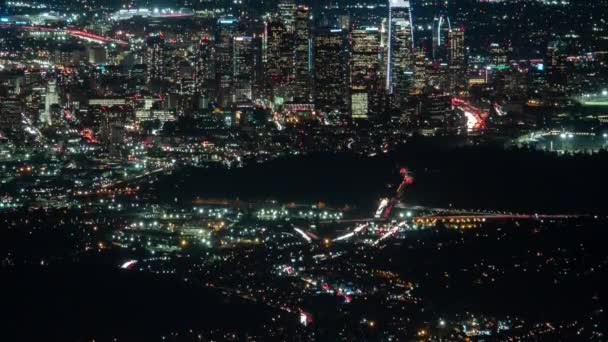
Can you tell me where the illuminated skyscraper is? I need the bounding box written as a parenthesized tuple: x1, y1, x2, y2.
(293, 5, 311, 102)
(215, 17, 239, 107)
(41, 79, 58, 125)
(313, 28, 348, 113)
(99, 106, 128, 157)
(386, 0, 414, 100)
(0, 98, 22, 130)
(266, 18, 295, 104)
(146, 36, 165, 81)
(350, 26, 381, 119)
(432, 0, 451, 61)
(278, 0, 297, 32)
(546, 41, 568, 89)
(412, 49, 428, 94)
(232, 36, 256, 102)
(195, 37, 215, 109)
(490, 43, 507, 66)
(448, 26, 466, 94)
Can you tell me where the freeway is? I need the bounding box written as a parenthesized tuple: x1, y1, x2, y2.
(100, 167, 169, 190)
(333, 224, 369, 242)
(413, 213, 581, 228)
(451, 97, 489, 131)
(0, 23, 129, 46)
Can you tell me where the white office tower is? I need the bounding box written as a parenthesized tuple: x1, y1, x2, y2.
(386, 0, 414, 97)
(41, 80, 59, 125)
(351, 26, 381, 119)
(278, 0, 297, 32)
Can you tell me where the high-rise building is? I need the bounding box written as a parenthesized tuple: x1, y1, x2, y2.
(266, 18, 295, 104)
(195, 37, 215, 109)
(215, 17, 240, 107)
(232, 36, 256, 102)
(99, 106, 128, 157)
(419, 90, 452, 129)
(350, 26, 381, 119)
(313, 28, 348, 113)
(0, 97, 22, 130)
(293, 5, 312, 102)
(146, 36, 165, 81)
(412, 49, 428, 94)
(232, 0, 250, 18)
(432, 14, 451, 61)
(88, 46, 107, 65)
(546, 41, 568, 89)
(489, 43, 507, 66)
(448, 27, 466, 94)
(339, 15, 350, 31)
(41, 80, 59, 125)
(386, 0, 414, 102)
(278, 0, 297, 32)
(175, 60, 195, 100)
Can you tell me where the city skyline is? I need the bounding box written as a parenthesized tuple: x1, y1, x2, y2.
(1, 0, 607, 340)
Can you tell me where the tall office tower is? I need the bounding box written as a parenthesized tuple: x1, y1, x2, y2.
(215, 17, 239, 107)
(448, 26, 466, 94)
(293, 5, 311, 102)
(489, 43, 507, 66)
(546, 41, 567, 89)
(386, 0, 414, 103)
(175, 59, 195, 103)
(41, 79, 59, 125)
(0, 98, 23, 130)
(339, 15, 350, 30)
(420, 90, 452, 129)
(195, 37, 215, 109)
(232, 0, 250, 18)
(88, 46, 107, 65)
(432, 14, 451, 61)
(313, 28, 348, 113)
(99, 107, 128, 158)
(232, 36, 256, 102)
(146, 35, 165, 81)
(251, 35, 266, 101)
(412, 49, 428, 94)
(266, 18, 295, 104)
(278, 0, 297, 32)
(350, 26, 381, 119)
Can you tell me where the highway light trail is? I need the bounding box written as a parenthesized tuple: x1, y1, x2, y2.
(66, 29, 128, 45)
(120, 260, 138, 269)
(0, 24, 129, 45)
(293, 227, 312, 243)
(452, 97, 489, 131)
(333, 232, 354, 241)
(333, 223, 369, 241)
(374, 221, 407, 246)
(375, 198, 389, 218)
